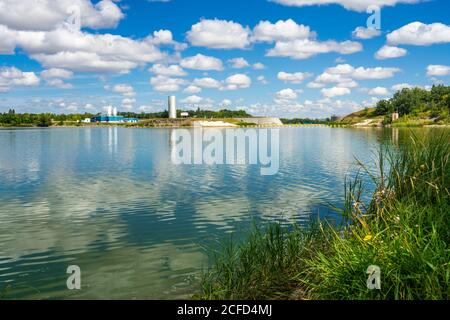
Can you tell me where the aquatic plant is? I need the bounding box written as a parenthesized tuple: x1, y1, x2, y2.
(199, 130, 450, 300)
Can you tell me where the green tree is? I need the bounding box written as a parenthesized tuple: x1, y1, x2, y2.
(37, 114, 52, 127)
(375, 99, 392, 115)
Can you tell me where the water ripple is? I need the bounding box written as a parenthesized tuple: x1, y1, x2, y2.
(0, 127, 397, 299)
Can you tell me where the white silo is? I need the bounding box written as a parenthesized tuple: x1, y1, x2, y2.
(113, 107, 118, 117)
(107, 106, 113, 116)
(168, 96, 177, 119)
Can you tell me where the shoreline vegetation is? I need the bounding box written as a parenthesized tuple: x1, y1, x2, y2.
(197, 130, 449, 300)
(0, 109, 256, 128)
(1, 85, 449, 129)
(0, 118, 448, 129)
(337, 85, 450, 127)
(0, 121, 332, 129)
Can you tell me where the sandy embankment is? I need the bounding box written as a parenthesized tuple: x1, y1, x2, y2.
(353, 119, 383, 127)
(193, 121, 238, 128)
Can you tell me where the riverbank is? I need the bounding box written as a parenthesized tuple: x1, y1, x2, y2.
(2, 116, 450, 129)
(0, 122, 329, 129)
(197, 130, 450, 300)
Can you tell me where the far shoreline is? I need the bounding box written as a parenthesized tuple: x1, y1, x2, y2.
(1, 123, 450, 130)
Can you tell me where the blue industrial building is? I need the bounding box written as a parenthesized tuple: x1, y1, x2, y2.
(91, 115, 139, 123)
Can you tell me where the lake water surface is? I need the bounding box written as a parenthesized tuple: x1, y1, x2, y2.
(0, 127, 396, 299)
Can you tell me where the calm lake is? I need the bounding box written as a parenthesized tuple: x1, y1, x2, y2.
(0, 126, 400, 299)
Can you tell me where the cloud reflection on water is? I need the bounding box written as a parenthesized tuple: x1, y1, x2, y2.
(0, 127, 389, 299)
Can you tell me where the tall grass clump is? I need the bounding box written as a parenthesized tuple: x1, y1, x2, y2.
(198, 222, 327, 300)
(199, 130, 450, 300)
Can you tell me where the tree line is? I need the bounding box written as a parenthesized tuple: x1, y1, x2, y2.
(375, 85, 450, 121)
(119, 108, 251, 119)
(281, 118, 331, 124)
(0, 108, 252, 127)
(0, 109, 96, 127)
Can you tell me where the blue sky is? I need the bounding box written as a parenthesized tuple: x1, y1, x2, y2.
(0, 0, 449, 118)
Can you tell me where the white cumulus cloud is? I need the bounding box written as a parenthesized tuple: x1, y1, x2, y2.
(270, 0, 421, 12)
(267, 39, 362, 60)
(186, 19, 251, 49)
(274, 88, 304, 105)
(352, 27, 381, 39)
(121, 98, 136, 110)
(181, 95, 203, 104)
(221, 99, 232, 106)
(387, 22, 450, 46)
(193, 77, 222, 89)
(222, 74, 252, 91)
(277, 71, 312, 83)
(111, 84, 135, 97)
(183, 85, 202, 94)
(0, 0, 124, 31)
(150, 76, 187, 92)
(313, 64, 401, 89)
(368, 86, 390, 96)
(391, 83, 415, 91)
(0, 26, 167, 73)
(253, 63, 265, 70)
(180, 54, 224, 71)
(257, 76, 268, 84)
(46, 78, 72, 89)
(321, 86, 351, 98)
(252, 19, 311, 42)
(229, 57, 250, 69)
(149, 64, 187, 77)
(352, 66, 401, 79)
(0, 66, 40, 92)
(375, 45, 407, 60)
(41, 68, 73, 79)
(427, 65, 450, 77)
(275, 88, 298, 101)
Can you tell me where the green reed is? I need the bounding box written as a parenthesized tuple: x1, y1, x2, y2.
(198, 130, 450, 300)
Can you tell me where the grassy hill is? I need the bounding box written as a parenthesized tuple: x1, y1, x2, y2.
(338, 85, 450, 127)
(339, 108, 384, 126)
